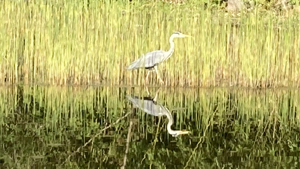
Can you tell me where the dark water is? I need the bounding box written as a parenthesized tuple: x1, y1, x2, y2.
(0, 85, 300, 168)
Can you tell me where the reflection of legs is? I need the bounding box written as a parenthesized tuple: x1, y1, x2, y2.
(146, 86, 150, 96)
(153, 87, 161, 102)
(154, 66, 164, 84)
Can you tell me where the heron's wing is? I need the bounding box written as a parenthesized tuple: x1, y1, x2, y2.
(127, 50, 167, 69)
(126, 95, 167, 116)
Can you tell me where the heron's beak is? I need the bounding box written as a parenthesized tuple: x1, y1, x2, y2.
(179, 130, 190, 135)
(183, 34, 192, 38)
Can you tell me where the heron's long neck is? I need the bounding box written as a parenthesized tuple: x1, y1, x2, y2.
(167, 36, 175, 57)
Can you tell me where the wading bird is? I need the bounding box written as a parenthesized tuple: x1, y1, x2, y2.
(126, 32, 191, 84)
(126, 89, 190, 137)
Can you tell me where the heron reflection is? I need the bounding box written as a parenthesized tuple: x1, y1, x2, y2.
(126, 90, 189, 137)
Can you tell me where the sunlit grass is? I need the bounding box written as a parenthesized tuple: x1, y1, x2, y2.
(0, 1, 299, 87)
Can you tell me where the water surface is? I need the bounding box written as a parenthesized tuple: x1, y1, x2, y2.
(0, 85, 299, 168)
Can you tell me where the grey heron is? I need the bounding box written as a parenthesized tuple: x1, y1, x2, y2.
(126, 91, 190, 137)
(126, 31, 191, 84)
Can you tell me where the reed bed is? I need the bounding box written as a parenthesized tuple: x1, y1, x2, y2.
(0, 1, 300, 87)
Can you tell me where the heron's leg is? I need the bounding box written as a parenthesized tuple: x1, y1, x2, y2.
(145, 71, 151, 84)
(154, 66, 164, 84)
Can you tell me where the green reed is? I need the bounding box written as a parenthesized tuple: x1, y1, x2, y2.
(0, 1, 299, 87)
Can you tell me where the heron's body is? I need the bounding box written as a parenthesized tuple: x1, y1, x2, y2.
(127, 32, 190, 83)
(126, 50, 172, 70)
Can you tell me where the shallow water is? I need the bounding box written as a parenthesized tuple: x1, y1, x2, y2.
(0, 85, 299, 168)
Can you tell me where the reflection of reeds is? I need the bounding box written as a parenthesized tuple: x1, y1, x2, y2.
(1, 86, 300, 168)
(1, 1, 299, 87)
(120, 120, 133, 169)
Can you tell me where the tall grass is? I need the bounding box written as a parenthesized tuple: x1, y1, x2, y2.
(0, 0, 299, 87)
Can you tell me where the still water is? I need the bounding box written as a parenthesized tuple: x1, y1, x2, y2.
(0, 85, 299, 168)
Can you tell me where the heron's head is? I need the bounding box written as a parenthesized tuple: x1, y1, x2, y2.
(171, 130, 190, 137)
(172, 31, 191, 38)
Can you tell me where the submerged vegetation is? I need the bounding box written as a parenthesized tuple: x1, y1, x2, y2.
(0, 0, 300, 87)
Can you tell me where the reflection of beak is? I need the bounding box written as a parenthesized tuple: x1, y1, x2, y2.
(179, 130, 190, 135)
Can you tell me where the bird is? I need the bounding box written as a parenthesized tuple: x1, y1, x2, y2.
(126, 90, 190, 137)
(126, 31, 191, 84)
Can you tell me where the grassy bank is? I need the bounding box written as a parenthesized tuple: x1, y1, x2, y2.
(0, 0, 300, 87)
